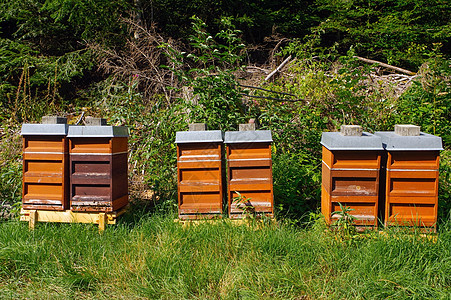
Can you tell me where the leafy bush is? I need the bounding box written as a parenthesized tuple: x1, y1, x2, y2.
(393, 57, 451, 148)
(0, 122, 22, 218)
(314, 0, 451, 69)
(168, 16, 248, 131)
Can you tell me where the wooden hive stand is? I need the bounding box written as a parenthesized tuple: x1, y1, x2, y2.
(20, 205, 128, 231)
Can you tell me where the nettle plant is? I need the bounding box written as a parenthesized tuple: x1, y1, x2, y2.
(169, 16, 248, 131)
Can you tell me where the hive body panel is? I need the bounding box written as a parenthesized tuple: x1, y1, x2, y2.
(22, 135, 69, 211)
(321, 146, 381, 227)
(69, 136, 129, 212)
(384, 151, 439, 227)
(226, 142, 274, 218)
(177, 142, 224, 219)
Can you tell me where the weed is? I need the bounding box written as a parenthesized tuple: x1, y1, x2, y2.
(232, 191, 255, 219)
(331, 202, 357, 238)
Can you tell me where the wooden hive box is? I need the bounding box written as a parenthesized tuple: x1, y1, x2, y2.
(224, 130, 274, 219)
(321, 130, 383, 228)
(21, 117, 69, 211)
(175, 129, 224, 219)
(375, 128, 443, 228)
(68, 124, 129, 212)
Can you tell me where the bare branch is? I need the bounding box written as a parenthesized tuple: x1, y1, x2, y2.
(265, 55, 292, 81)
(354, 56, 416, 76)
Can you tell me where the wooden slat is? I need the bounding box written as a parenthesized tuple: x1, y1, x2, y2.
(388, 151, 440, 170)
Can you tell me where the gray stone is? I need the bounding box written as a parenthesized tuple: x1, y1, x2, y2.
(321, 132, 383, 150)
(68, 126, 129, 137)
(239, 123, 256, 131)
(85, 117, 107, 126)
(41, 116, 67, 124)
(374, 131, 443, 151)
(394, 124, 420, 136)
(340, 125, 362, 136)
(224, 130, 272, 144)
(189, 123, 207, 131)
(175, 130, 223, 143)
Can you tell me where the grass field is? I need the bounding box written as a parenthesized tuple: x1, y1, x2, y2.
(0, 211, 450, 299)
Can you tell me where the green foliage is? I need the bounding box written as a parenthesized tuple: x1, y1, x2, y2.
(0, 0, 130, 50)
(393, 57, 451, 147)
(0, 123, 22, 217)
(142, 0, 316, 42)
(331, 203, 357, 238)
(169, 16, 247, 131)
(0, 38, 95, 121)
(313, 0, 451, 69)
(0, 0, 129, 122)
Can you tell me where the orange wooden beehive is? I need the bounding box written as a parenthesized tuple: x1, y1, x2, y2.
(224, 129, 274, 219)
(67, 120, 129, 212)
(321, 126, 383, 228)
(21, 116, 69, 211)
(375, 125, 443, 228)
(175, 127, 224, 219)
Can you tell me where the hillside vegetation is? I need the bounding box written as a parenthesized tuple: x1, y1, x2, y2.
(1, 0, 450, 221)
(0, 1, 450, 298)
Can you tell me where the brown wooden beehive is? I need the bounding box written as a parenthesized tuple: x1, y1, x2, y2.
(175, 128, 224, 219)
(21, 117, 69, 211)
(224, 130, 274, 219)
(321, 128, 383, 228)
(67, 123, 129, 212)
(375, 127, 443, 228)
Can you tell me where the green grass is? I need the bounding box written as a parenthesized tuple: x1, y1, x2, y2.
(0, 213, 450, 299)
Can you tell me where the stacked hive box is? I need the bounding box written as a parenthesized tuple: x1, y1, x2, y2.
(321, 126, 383, 228)
(175, 125, 224, 219)
(375, 125, 443, 228)
(224, 126, 274, 219)
(67, 119, 129, 212)
(21, 116, 69, 211)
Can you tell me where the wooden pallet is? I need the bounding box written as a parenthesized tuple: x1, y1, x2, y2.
(20, 205, 128, 231)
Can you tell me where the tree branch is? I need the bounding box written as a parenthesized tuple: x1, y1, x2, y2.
(265, 55, 292, 81)
(354, 56, 416, 75)
(241, 93, 305, 102)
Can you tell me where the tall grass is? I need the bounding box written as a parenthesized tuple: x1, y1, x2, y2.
(0, 213, 449, 299)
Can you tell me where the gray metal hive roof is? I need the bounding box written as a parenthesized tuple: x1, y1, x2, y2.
(67, 126, 129, 137)
(224, 130, 272, 144)
(175, 130, 223, 143)
(21, 123, 69, 136)
(321, 132, 383, 150)
(374, 131, 443, 151)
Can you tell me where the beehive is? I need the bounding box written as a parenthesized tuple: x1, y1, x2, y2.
(321, 127, 383, 228)
(21, 116, 69, 211)
(375, 126, 443, 228)
(224, 129, 274, 219)
(67, 122, 129, 212)
(175, 128, 224, 219)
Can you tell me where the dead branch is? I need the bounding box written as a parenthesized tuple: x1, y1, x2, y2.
(354, 56, 416, 76)
(265, 55, 292, 81)
(239, 84, 298, 97)
(245, 66, 270, 74)
(241, 93, 305, 102)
